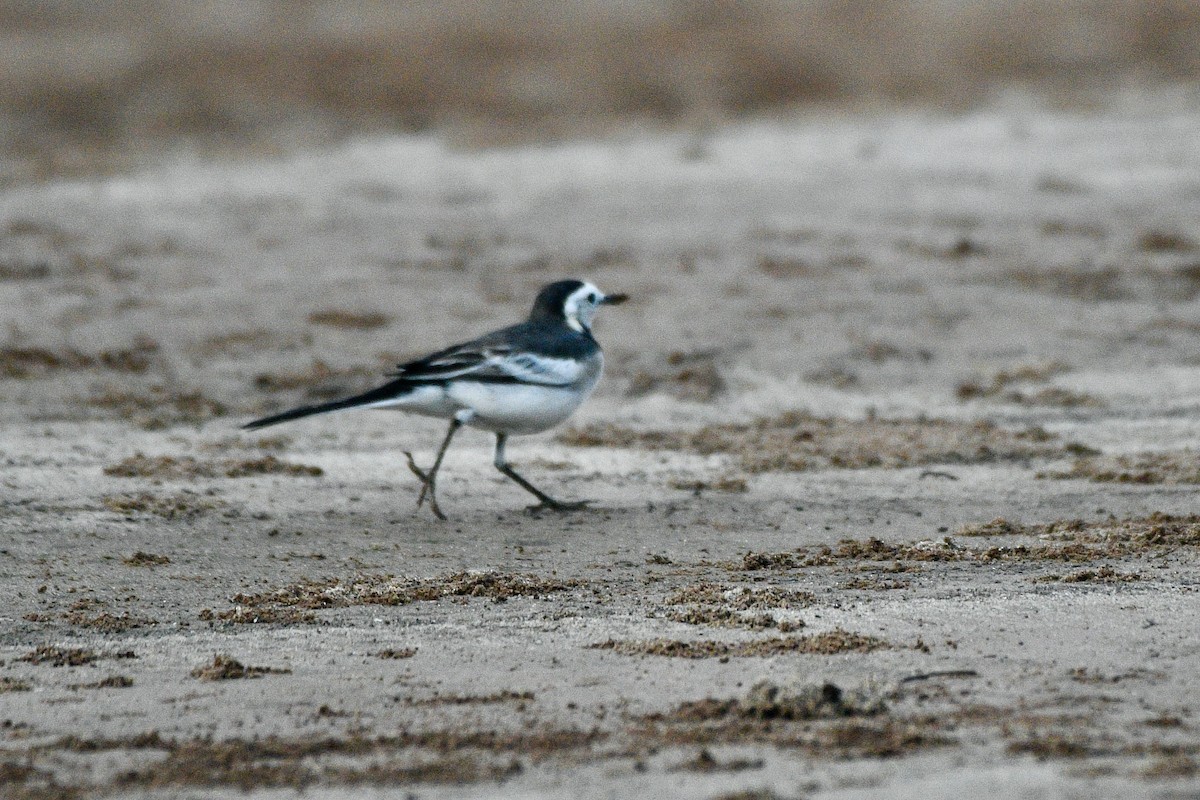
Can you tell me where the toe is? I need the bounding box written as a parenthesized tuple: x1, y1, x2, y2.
(525, 500, 590, 514)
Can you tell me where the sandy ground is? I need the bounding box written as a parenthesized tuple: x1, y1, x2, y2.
(3, 93, 1200, 797)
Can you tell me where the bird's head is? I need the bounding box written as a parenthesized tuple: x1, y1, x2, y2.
(529, 279, 627, 334)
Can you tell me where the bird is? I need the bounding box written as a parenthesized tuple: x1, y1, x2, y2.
(243, 279, 627, 519)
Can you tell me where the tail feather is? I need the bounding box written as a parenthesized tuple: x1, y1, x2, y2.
(242, 380, 410, 431)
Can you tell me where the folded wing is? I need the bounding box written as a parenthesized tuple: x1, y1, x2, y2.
(396, 344, 582, 386)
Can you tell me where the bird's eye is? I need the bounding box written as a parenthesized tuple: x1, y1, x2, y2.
(587, 293, 598, 303)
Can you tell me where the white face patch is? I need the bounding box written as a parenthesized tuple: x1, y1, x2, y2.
(563, 282, 603, 333)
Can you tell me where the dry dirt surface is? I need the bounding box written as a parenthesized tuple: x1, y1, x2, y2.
(3, 95, 1200, 798)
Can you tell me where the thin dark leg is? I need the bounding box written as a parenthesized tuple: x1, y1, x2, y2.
(403, 418, 462, 520)
(493, 433, 588, 512)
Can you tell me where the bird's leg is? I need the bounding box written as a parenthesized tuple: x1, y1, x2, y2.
(493, 433, 589, 513)
(404, 417, 463, 520)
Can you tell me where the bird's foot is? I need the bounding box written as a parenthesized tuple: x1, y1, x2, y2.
(404, 451, 447, 521)
(524, 499, 590, 515)
(403, 451, 430, 502)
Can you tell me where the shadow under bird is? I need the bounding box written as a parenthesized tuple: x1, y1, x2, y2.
(243, 279, 627, 519)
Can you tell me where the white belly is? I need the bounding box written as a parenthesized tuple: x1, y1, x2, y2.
(366, 378, 597, 435)
(447, 381, 590, 434)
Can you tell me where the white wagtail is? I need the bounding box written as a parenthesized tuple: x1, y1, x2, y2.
(243, 279, 627, 519)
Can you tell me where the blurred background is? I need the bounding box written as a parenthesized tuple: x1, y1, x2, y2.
(2, 0, 1199, 183)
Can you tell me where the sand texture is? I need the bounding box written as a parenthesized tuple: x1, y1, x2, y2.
(3, 98, 1200, 797)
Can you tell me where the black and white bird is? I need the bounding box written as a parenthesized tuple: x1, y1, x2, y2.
(243, 279, 627, 519)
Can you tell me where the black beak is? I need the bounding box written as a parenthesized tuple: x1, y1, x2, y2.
(602, 293, 629, 305)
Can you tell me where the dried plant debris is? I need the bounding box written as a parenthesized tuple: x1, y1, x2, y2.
(736, 514, 1200, 574)
(804, 365, 860, 389)
(591, 629, 893, 658)
(68, 675, 134, 690)
(191, 655, 292, 681)
(664, 583, 814, 631)
(222, 456, 324, 478)
(665, 584, 817, 611)
(0, 258, 51, 280)
(635, 680, 945, 759)
(307, 309, 392, 330)
(756, 254, 816, 278)
(104, 454, 208, 479)
(319, 755, 522, 787)
(17, 646, 100, 667)
(1041, 219, 1106, 238)
(104, 453, 322, 480)
(961, 361, 1069, 389)
(17, 728, 603, 793)
(1033, 566, 1143, 584)
(376, 648, 418, 660)
(997, 725, 1200, 768)
(847, 340, 933, 364)
(665, 607, 805, 632)
(195, 328, 278, 357)
(625, 350, 725, 401)
(1005, 732, 1100, 760)
(103, 492, 220, 519)
(904, 236, 988, 260)
(0, 762, 81, 800)
(561, 412, 1073, 473)
(974, 513, 1200, 549)
(1142, 715, 1185, 728)
(1141, 755, 1199, 779)
(0, 339, 158, 379)
(1041, 451, 1200, 484)
(1, 348, 90, 378)
(248, 435, 293, 451)
(203, 571, 578, 624)
(63, 611, 152, 633)
(956, 362, 1103, 407)
(708, 791, 791, 800)
(668, 476, 748, 494)
(669, 748, 764, 773)
(1068, 667, 1162, 685)
(670, 680, 889, 723)
(840, 576, 909, 590)
(16, 647, 136, 667)
(996, 266, 1129, 302)
(86, 386, 228, 429)
(199, 606, 317, 625)
(994, 263, 1200, 303)
(956, 517, 1025, 536)
(998, 387, 1102, 408)
(404, 690, 533, 707)
(122, 551, 171, 566)
(1138, 230, 1197, 253)
(0, 677, 31, 693)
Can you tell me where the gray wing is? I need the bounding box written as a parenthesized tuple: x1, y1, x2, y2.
(396, 341, 584, 386)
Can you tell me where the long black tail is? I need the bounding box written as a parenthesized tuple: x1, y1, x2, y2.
(242, 380, 410, 431)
